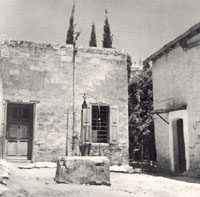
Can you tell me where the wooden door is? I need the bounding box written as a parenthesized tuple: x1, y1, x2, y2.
(6, 104, 33, 160)
(177, 119, 186, 173)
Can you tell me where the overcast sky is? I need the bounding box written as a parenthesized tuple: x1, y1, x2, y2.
(1, 0, 200, 63)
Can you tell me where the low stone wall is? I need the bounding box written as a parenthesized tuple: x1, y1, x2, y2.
(90, 144, 128, 165)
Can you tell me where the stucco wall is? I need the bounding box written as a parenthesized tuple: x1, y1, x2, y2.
(0, 40, 128, 164)
(152, 38, 200, 176)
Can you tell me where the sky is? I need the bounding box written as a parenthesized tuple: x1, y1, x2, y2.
(1, 0, 200, 63)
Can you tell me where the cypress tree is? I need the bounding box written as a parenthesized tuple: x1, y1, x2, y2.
(89, 23, 97, 47)
(103, 9, 113, 48)
(66, 4, 75, 44)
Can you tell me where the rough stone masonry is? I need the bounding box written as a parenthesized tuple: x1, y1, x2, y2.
(0, 39, 128, 165)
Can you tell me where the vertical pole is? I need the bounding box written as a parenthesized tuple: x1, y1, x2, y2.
(147, 136, 151, 173)
(141, 139, 144, 173)
(71, 32, 80, 156)
(147, 145, 150, 173)
(2, 101, 7, 159)
(66, 109, 69, 156)
(72, 42, 76, 156)
(31, 103, 36, 162)
(98, 103, 101, 156)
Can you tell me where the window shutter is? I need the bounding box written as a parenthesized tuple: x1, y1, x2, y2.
(110, 106, 118, 144)
(82, 107, 91, 143)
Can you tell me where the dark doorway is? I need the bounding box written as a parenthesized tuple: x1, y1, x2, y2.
(6, 103, 33, 160)
(173, 119, 186, 173)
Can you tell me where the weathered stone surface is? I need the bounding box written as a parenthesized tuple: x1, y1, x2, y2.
(17, 163, 35, 169)
(55, 156, 110, 185)
(110, 165, 133, 173)
(35, 162, 56, 168)
(0, 39, 128, 165)
(0, 160, 9, 178)
(17, 162, 56, 169)
(0, 184, 8, 196)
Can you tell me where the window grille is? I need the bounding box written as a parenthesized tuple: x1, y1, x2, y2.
(92, 105, 109, 143)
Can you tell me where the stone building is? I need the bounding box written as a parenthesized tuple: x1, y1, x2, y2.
(145, 22, 200, 176)
(0, 39, 128, 165)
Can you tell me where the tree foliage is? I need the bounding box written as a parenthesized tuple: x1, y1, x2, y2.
(102, 9, 113, 48)
(128, 61, 156, 162)
(66, 4, 75, 44)
(89, 23, 97, 47)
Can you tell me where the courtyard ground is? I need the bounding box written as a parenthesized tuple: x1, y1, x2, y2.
(1, 163, 200, 197)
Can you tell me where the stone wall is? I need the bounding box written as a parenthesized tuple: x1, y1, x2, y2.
(0, 40, 128, 164)
(152, 36, 200, 176)
(0, 77, 3, 157)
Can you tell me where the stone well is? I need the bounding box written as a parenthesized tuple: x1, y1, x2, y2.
(55, 156, 110, 185)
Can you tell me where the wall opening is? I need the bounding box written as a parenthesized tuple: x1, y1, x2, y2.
(6, 103, 33, 160)
(172, 118, 186, 173)
(91, 105, 109, 143)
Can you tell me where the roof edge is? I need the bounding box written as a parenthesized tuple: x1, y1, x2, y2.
(144, 22, 200, 64)
(0, 38, 127, 56)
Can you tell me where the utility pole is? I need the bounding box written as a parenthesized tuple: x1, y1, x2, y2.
(72, 32, 81, 156)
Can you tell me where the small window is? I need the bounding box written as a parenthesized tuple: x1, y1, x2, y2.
(91, 105, 109, 143)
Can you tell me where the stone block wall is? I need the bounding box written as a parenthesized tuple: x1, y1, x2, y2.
(152, 37, 200, 176)
(0, 40, 128, 164)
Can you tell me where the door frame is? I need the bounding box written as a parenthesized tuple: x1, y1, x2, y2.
(169, 109, 189, 172)
(3, 101, 36, 161)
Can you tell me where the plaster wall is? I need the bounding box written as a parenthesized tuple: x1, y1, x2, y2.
(152, 39, 200, 176)
(0, 78, 3, 157)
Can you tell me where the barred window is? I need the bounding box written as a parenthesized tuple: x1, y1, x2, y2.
(81, 104, 118, 144)
(91, 105, 109, 143)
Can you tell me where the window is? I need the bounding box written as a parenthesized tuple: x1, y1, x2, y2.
(81, 104, 118, 144)
(91, 105, 109, 143)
